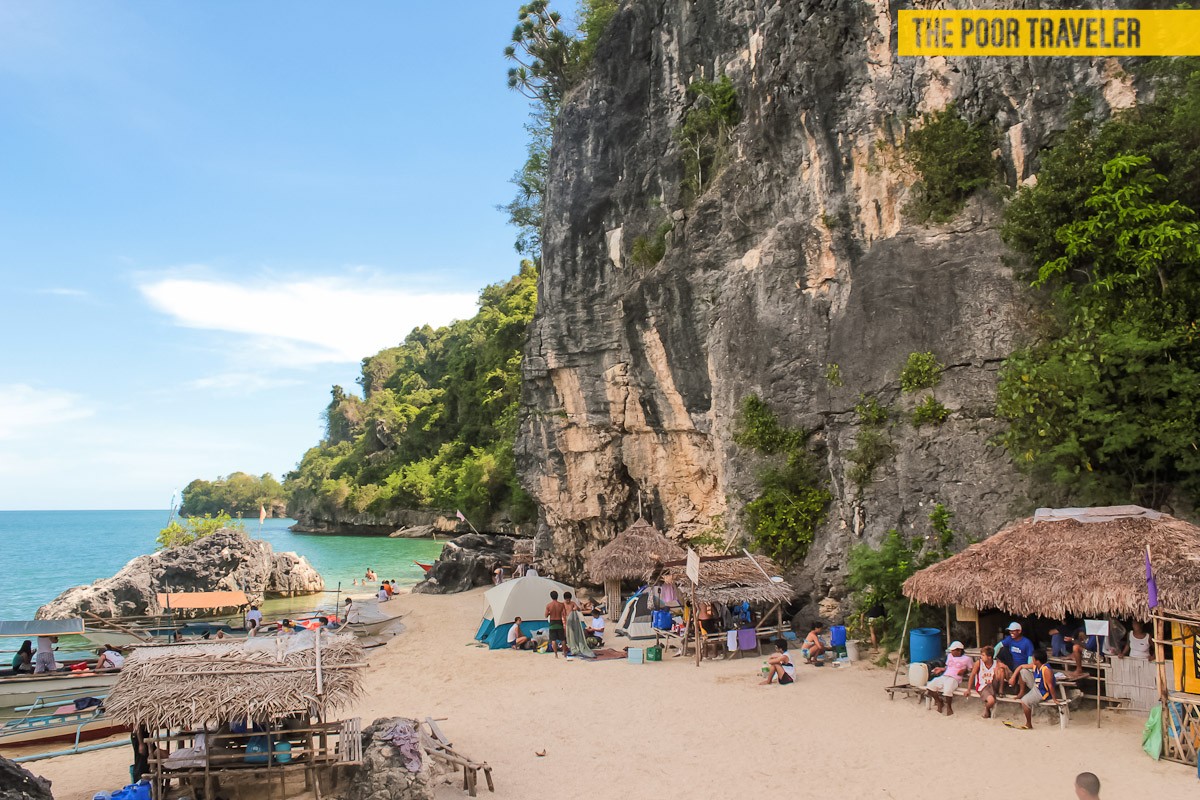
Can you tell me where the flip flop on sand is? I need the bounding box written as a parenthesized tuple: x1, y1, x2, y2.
(1003, 721, 1031, 730)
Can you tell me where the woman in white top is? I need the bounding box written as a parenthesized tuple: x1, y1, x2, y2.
(1124, 619, 1152, 660)
(96, 645, 125, 670)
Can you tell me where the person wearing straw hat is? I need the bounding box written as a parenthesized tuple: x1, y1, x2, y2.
(924, 641, 972, 715)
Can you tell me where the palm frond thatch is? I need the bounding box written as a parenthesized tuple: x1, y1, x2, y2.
(105, 632, 364, 728)
(585, 518, 686, 583)
(903, 508, 1200, 620)
(653, 555, 796, 605)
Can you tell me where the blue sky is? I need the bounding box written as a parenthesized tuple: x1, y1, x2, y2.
(0, 1, 537, 510)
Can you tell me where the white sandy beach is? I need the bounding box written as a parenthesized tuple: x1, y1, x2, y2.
(27, 588, 1199, 799)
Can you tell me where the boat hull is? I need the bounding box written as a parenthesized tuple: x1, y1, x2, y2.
(0, 716, 124, 749)
(0, 673, 118, 713)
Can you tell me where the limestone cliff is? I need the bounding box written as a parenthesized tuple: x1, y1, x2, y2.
(516, 0, 1148, 610)
(36, 529, 324, 619)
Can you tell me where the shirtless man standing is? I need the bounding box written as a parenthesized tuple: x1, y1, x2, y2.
(545, 591, 567, 658)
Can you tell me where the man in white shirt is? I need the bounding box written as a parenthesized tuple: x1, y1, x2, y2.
(586, 611, 606, 644)
(246, 605, 263, 636)
(34, 636, 58, 673)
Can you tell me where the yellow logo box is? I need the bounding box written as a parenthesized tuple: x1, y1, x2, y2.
(898, 9, 1200, 56)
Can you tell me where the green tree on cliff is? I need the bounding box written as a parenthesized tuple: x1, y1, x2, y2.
(285, 263, 539, 523)
(998, 64, 1200, 508)
(180, 473, 287, 518)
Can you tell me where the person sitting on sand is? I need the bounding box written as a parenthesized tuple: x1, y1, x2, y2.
(508, 616, 533, 650)
(377, 584, 390, 602)
(801, 622, 826, 665)
(1008, 648, 1059, 729)
(11, 640, 33, 674)
(967, 644, 1007, 718)
(1074, 772, 1101, 799)
(545, 591, 567, 658)
(760, 639, 796, 685)
(96, 644, 125, 670)
(924, 641, 972, 715)
(585, 610, 605, 645)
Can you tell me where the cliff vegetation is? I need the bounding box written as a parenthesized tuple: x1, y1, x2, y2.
(285, 264, 538, 525)
(998, 62, 1200, 511)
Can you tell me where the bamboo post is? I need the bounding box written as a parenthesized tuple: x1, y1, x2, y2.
(944, 605, 951, 650)
(892, 598, 914, 689)
(693, 585, 701, 667)
(315, 627, 324, 696)
(605, 578, 621, 622)
(1096, 634, 1102, 728)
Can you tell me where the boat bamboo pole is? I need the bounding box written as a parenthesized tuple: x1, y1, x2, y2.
(892, 598, 914, 689)
(85, 612, 153, 643)
(315, 629, 324, 696)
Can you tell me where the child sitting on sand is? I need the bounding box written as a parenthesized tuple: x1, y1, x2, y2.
(760, 639, 795, 685)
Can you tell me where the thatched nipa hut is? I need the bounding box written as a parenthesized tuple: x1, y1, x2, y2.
(585, 518, 686, 620)
(903, 506, 1200, 621)
(106, 630, 365, 798)
(652, 554, 796, 606)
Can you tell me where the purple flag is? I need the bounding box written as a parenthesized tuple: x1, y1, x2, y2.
(1146, 548, 1159, 609)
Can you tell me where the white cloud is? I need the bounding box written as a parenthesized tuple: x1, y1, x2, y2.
(37, 287, 88, 297)
(138, 274, 478, 366)
(0, 384, 93, 439)
(186, 372, 304, 394)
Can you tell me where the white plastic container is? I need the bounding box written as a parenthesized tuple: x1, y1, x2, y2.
(908, 661, 929, 688)
(845, 639, 861, 661)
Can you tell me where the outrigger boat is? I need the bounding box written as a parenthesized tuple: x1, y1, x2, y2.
(0, 691, 122, 750)
(414, 561, 434, 573)
(0, 620, 119, 711)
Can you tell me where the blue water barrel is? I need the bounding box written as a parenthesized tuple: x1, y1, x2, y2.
(909, 628, 942, 663)
(830, 625, 847, 647)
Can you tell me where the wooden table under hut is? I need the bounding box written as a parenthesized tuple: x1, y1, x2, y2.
(647, 554, 796, 662)
(895, 505, 1200, 749)
(104, 629, 365, 800)
(585, 518, 686, 622)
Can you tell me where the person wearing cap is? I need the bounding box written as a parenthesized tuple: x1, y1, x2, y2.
(997, 622, 1034, 681)
(923, 641, 972, 714)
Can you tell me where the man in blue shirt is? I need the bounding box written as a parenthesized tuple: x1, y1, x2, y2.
(998, 622, 1034, 681)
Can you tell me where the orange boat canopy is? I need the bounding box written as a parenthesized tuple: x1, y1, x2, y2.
(155, 591, 249, 609)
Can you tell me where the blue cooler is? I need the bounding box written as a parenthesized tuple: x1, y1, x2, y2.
(651, 610, 672, 630)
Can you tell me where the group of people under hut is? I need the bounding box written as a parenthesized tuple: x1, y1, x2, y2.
(507, 591, 606, 657)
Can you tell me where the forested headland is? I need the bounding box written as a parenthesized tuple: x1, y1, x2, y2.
(179, 473, 288, 518)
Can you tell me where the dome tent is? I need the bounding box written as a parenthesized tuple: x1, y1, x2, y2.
(473, 575, 574, 649)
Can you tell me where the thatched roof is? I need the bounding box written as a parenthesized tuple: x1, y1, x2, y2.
(585, 518, 686, 583)
(652, 555, 796, 605)
(105, 631, 364, 728)
(903, 507, 1200, 620)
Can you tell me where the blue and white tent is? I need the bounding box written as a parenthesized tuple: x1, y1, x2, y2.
(474, 575, 574, 649)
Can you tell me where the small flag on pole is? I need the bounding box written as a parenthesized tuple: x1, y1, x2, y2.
(1145, 546, 1159, 609)
(259, 505, 267, 525)
(456, 509, 466, 522)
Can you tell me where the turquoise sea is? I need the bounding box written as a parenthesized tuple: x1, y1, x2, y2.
(0, 510, 446, 621)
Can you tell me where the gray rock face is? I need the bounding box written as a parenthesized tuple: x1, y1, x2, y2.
(290, 505, 532, 537)
(516, 0, 1143, 609)
(36, 529, 324, 619)
(412, 534, 515, 595)
(0, 756, 52, 800)
(343, 717, 434, 800)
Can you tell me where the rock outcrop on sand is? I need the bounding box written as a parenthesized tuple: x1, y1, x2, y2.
(412, 534, 515, 595)
(344, 718, 434, 800)
(36, 528, 324, 619)
(0, 756, 52, 800)
(516, 0, 1147, 610)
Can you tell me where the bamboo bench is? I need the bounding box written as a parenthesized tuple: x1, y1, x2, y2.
(888, 682, 1075, 729)
(421, 717, 494, 797)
